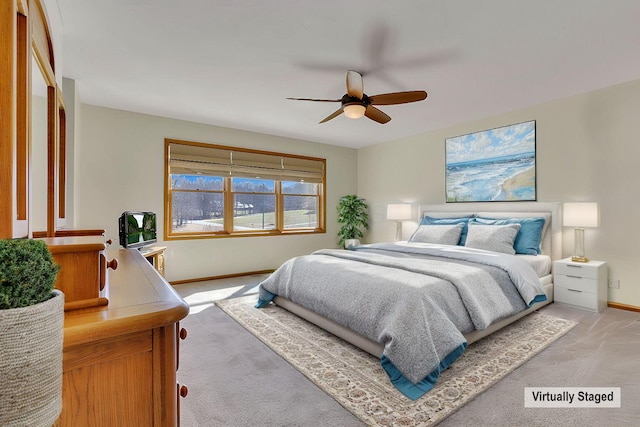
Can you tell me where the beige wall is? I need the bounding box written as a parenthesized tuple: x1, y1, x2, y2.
(358, 78, 640, 307)
(75, 105, 357, 282)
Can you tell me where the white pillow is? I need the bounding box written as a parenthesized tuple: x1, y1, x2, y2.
(409, 223, 464, 245)
(464, 223, 521, 254)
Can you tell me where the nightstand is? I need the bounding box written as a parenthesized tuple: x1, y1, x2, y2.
(553, 258, 607, 312)
(140, 246, 167, 277)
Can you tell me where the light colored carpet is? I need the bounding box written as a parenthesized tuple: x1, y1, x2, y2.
(216, 296, 577, 427)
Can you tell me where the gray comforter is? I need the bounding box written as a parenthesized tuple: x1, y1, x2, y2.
(257, 242, 546, 397)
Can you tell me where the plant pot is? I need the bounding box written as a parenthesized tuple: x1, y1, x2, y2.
(0, 290, 64, 427)
(344, 239, 361, 249)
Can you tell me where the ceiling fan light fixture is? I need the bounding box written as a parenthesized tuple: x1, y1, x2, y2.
(343, 103, 366, 119)
(289, 70, 426, 124)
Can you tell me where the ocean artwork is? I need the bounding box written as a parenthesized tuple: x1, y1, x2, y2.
(445, 120, 536, 202)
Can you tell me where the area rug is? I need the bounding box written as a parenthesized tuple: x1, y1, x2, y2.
(216, 296, 577, 427)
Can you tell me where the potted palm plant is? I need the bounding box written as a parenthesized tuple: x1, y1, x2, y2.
(337, 195, 369, 248)
(0, 239, 63, 427)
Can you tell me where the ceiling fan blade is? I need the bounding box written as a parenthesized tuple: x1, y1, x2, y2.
(287, 97, 341, 102)
(365, 106, 391, 124)
(346, 70, 364, 99)
(369, 90, 427, 105)
(319, 108, 344, 124)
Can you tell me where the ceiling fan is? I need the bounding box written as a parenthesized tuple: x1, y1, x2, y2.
(287, 70, 427, 124)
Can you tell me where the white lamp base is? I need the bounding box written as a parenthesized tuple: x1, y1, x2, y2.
(395, 222, 403, 241)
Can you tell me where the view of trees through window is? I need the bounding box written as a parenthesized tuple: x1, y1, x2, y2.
(171, 175, 224, 233)
(282, 181, 319, 230)
(170, 175, 320, 235)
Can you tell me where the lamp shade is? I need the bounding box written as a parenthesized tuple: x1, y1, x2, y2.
(563, 202, 599, 227)
(343, 104, 366, 119)
(387, 204, 412, 221)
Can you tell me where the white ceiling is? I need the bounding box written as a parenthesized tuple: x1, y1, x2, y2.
(57, 0, 640, 149)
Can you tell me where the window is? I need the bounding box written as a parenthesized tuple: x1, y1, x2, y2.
(232, 178, 276, 231)
(165, 139, 325, 239)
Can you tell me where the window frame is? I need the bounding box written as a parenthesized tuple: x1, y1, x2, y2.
(164, 138, 326, 240)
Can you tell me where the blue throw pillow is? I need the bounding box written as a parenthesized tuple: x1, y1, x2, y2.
(415, 216, 474, 245)
(471, 217, 546, 255)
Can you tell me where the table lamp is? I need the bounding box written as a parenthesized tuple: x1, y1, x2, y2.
(387, 204, 412, 241)
(563, 202, 599, 262)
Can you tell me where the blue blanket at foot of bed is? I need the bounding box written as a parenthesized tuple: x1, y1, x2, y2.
(256, 291, 467, 400)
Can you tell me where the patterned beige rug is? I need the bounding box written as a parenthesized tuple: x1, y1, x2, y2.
(216, 296, 577, 427)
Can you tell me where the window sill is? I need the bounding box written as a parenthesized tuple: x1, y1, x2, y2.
(165, 228, 325, 241)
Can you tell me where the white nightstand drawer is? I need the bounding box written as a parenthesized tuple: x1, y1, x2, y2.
(553, 258, 607, 313)
(555, 286, 599, 311)
(554, 262, 600, 279)
(555, 274, 597, 293)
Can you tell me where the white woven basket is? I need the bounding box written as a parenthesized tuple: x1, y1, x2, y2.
(0, 290, 64, 427)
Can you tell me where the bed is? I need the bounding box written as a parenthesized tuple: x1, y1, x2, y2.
(256, 202, 562, 399)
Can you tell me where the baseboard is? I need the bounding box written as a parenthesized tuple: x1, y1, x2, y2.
(607, 301, 640, 313)
(170, 269, 274, 286)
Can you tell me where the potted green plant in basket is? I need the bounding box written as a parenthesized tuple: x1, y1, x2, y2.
(337, 195, 369, 248)
(0, 239, 63, 427)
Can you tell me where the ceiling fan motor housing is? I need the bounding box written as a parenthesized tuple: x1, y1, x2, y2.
(341, 94, 370, 108)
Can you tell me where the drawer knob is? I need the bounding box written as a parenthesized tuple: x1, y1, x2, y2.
(107, 258, 119, 270)
(179, 328, 188, 340)
(106, 239, 112, 245)
(180, 385, 189, 397)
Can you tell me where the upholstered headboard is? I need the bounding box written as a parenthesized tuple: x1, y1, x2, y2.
(418, 202, 562, 261)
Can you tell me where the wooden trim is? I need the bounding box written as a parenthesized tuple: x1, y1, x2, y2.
(16, 10, 28, 223)
(32, 228, 106, 238)
(29, 0, 54, 73)
(0, 1, 17, 238)
(164, 140, 171, 246)
(17, 0, 27, 15)
(608, 302, 640, 313)
(165, 228, 324, 241)
(169, 269, 274, 286)
(39, 235, 106, 253)
(223, 175, 233, 231)
(64, 297, 109, 312)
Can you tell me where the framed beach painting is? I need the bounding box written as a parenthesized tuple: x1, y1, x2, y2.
(445, 120, 536, 202)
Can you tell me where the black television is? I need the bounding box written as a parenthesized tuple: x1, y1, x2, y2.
(119, 211, 157, 249)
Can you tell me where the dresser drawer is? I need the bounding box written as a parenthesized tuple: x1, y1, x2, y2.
(555, 286, 599, 311)
(555, 274, 597, 293)
(554, 262, 599, 279)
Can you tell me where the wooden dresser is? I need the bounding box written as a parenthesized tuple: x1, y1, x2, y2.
(54, 247, 189, 426)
